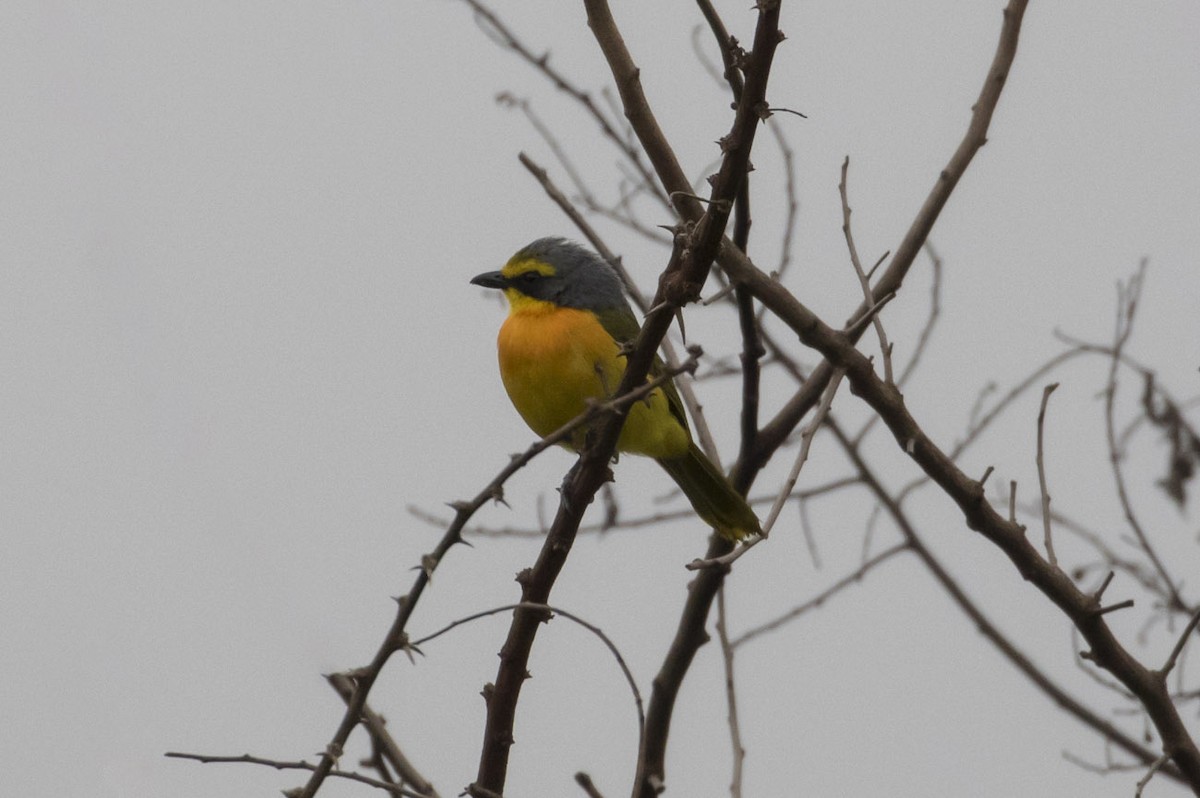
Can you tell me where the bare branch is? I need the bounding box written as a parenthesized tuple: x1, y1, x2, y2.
(1103, 261, 1185, 611)
(730, 235, 1200, 788)
(164, 752, 431, 798)
(579, 5, 786, 795)
(840, 156, 894, 384)
(1135, 754, 1171, 798)
(715, 588, 745, 798)
(1162, 607, 1200, 680)
(823, 417, 1185, 782)
(414, 602, 644, 741)
(733, 542, 909, 647)
(469, 347, 704, 795)
(296, 350, 698, 798)
(687, 368, 844, 572)
(575, 772, 607, 798)
(734, 0, 1033, 474)
(1036, 382, 1060, 569)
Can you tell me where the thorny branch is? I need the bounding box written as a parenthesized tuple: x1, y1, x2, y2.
(291, 351, 701, 798)
(164, 752, 430, 798)
(467, 2, 788, 793)
(412, 601, 645, 743)
(749, 330, 1187, 783)
(469, 343, 707, 795)
(739, 0, 1031, 478)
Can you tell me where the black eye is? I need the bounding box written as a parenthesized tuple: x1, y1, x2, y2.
(520, 272, 541, 283)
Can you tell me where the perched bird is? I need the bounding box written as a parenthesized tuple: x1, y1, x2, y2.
(471, 237, 761, 541)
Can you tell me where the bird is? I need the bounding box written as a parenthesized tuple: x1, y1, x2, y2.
(471, 237, 761, 541)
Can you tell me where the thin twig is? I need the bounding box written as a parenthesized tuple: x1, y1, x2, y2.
(898, 242, 943, 387)
(575, 772, 607, 798)
(1036, 382, 1060, 569)
(411, 476, 861, 540)
(1135, 754, 1170, 798)
(326, 674, 441, 798)
(687, 369, 843, 572)
(767, 118, 799, 280)
(462, 0, 668, 207)
(893, 347, 1087, 508)
(839, 156, 894, 384)
(763, 370, 844, 538)
(853, 242, 942, 445)
(1162, 607, 1200, 679)
(715, 587, 745, 798)
(1103, 262, 1184, 611)
(733, 542, 909, 647)
(1013, 502, 1168, 607)
(164, 752, 430, 798)
(412, 602, 644, 739)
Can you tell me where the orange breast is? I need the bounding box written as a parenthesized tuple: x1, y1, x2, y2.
(494, 303, 690, 459)
(497, 305, 620, 440)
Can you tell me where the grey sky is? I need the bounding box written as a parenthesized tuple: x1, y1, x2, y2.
(2, 2, 1198, 796)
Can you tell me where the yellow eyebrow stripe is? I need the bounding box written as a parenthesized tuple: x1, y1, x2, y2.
(501, 257, 556, 279)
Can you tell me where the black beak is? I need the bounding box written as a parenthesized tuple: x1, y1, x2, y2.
(470, 270, 508, 289)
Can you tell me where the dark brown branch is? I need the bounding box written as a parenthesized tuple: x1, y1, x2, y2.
(694, 0, 745, 101)
(470, 351, 703, 795)
(740, 0, 1030, 476)
(736, 281, 764, 473)
(739, 252, 1200, 787)
(726, 238, 1200, 789)
(580, 6, 1032, 792)
(296, 352, 697, 798)
(747, 317, 1188, 778)
(821, 416, 1186, 783)
(581, 5, 786, 795)
(575, 772, 607, 798)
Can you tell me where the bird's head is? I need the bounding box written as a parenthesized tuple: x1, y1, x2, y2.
(471, 237, 627, 314)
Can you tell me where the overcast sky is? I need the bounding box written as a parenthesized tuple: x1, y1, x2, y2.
(2, 2, 1198, 797)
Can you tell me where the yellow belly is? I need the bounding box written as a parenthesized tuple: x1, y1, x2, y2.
(496, 304, 689, 459)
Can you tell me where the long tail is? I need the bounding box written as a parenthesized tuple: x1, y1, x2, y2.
(657, 442, 761, 541)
